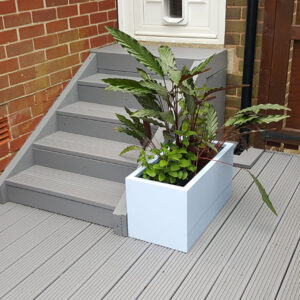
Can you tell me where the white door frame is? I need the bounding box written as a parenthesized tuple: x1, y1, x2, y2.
(117, 0, 226, 45)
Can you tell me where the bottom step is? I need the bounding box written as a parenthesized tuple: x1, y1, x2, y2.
(6, 166, 124, 228)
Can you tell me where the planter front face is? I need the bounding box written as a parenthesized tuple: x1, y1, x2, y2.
(126, 142, 234, 252)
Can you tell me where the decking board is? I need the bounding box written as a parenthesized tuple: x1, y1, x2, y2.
(0, 152, 298, 299)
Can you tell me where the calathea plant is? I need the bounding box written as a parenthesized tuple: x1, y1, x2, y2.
(103, 26, 291, 216)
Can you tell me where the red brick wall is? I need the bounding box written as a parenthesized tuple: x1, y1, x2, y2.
(0, 0, 117, 171)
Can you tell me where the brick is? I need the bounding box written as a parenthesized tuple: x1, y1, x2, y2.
(58, 29, 79, 43)
(0, 29, 18, 45)
(236, 46, 244, 58)
(57, 5, 78, 18)
(24, 76, 50, 94)
(9, 107, 31, 126)
(108, 10, 117, 20)
(0, 75, 9, 89)
(227, 74, 243, 85)
(9, 67, 37, 85)
(70, 39, 90, 53)
(11, 115, 42, 138)
(46, 0, 68, 7)
(0, 17, 3, 30)
(225, 33, 240, 45)
(0, 58, 19, 75)
(46, 84, 63, 100)
(0, 0, 17, 14)
(226, 0, 247, 5)
(226, 21, 246, 33)
(80, 50, 90, 62)
(19, 24, 44, 40)
(79, 25, 98, 38)
(0, 154, 15, 172)
(9, 133, 30, 152)
(226, 7, 241, 20)
(34, 34, 58, 50)
(4, 12, 31, 28)
(0, 142, 9, 158)
(0, 46, 5, 59)
(32, 100, 53, 117)
(226, 95, 242, 109)
(90, 35, 107, 48)
(36, 53, 80, 77)
(19, 51, 45, 68)
(8, 95, 34, 113)
(70, 15, 89, 28)
(46, 19, 68, 34)
(6, 40, 33, 58)
(34, 90, 47, 103)
(50, 68, 72, 85)
(98, 0, 116, 11)
(90, 12, 107, 24)
(69, 0, 89, 3)
(0, 85, 25, 103)
(72, 65, 81, 76)
(98, 21, 116, 34)
(106, 34, 115, 44)
(17, 0, 44, 11)
(32, 8, 57, 22)
(46, 45, 68, 60)
(0, 104, 7, 117)
(80, 2, 98, 14)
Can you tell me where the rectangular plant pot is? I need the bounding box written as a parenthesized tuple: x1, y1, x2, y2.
(126, 142, 234, 253)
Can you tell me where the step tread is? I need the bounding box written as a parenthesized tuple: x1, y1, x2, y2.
(57, 102, 127, 123)
(34, 131, 139, 167)
(6, 166, 124, 210)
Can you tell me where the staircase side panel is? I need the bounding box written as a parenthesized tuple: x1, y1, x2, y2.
(0, 54, 98, 203)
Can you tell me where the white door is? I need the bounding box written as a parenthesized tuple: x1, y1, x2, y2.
(118, 0, 226, 44)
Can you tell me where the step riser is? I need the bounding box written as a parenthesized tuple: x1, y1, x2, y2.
(7, 186, 115, 227)
(57, 115, 140, 145)
(96, 52, 194, 74)
(78, 85, 141, 108)
(33, 149, 136, 183)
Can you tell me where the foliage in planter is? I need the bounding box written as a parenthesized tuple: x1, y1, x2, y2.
(103, 26, 291, 215)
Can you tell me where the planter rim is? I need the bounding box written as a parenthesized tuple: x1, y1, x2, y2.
(126, 141, 234, 192)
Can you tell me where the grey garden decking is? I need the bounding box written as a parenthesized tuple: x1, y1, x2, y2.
(0, 151, 299, 299)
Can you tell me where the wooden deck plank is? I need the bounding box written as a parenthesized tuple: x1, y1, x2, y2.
(207, 156, 300, 299)
(3, 225, 109, 300)
(277, 241, 300, 300)
(0, 208, 51, 252)
(0, 204, 33, 233)
(70, 239, 150, 299)
(241, 182, 300, 299)
(37, 231, 128, 299)
(0, 214, 69, 273)
(138, 152, 273, 300)
(171, 153, 291, 299)
(104, 244, 173, 299)
(0, 218, 89, 298)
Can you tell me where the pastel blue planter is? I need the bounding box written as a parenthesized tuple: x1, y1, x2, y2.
(126, 142, 234, 252)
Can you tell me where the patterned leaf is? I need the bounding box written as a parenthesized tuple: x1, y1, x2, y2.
(106, 26, 163, 76)
(190, 55, 214, 75)
(120, 145, 142, 156)
(238, 104, 291, 114)
(139, 80, 169, 101)
(103, 78, 152, 95)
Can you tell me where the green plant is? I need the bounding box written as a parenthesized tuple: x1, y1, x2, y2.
(103, 26, 291, 215)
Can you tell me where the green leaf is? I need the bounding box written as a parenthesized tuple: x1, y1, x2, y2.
(132, 109, 161, 119)
(146, 168, 157, 177)
(168, 171, 178, 177)
(206, 104, 218, 140)
(139, 80, 169, 102)
(103, 78, 152, 95)
(106, 26, 163, 76)
(115, 127, 145, 143)
(120, 145, 142, 156)
(160, 111, 175, 125)
(159, 160, 168, 167)
(190, 56, 213, 76)
(247, 171, 277, 216)
(185, 94, 195, 115)
(180, 159, 191, 167)
(135, 94, 162, 111)
(170, 164, 180, 171)
(159, 173, 166, 182)
(238, 104, 291, 115)
(137, 68, 152, 81)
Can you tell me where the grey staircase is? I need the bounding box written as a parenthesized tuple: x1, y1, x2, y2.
(0, 44, 227, 236)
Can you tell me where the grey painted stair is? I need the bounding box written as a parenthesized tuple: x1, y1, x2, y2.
(57, 102, 140, 144)
(0, 44, 227, 236)
(6, 166, 123, 227)
(33, 131, 139, 168)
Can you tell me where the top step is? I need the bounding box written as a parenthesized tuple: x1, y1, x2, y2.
(92, 44, 227, 75)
